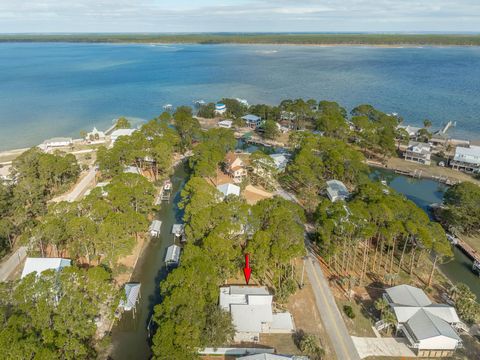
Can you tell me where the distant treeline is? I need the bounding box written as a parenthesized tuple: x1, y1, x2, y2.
(1, 33, 480, 46)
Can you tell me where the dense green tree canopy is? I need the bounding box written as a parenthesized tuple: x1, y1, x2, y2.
(442, 182, 480, 234)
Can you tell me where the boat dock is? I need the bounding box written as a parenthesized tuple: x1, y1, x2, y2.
(392, 168, 459, 185)
(455, 238, 480, 274)
(155, 180, 172, 204)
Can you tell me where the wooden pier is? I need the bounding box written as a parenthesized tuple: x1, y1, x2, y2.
(455, 238, 480, 274)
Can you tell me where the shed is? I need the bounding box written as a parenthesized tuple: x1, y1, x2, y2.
(149, 220, 162, 237)
(165, 245, 181, 267)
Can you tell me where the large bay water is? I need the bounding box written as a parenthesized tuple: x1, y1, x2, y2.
(1, 43, 480, 150)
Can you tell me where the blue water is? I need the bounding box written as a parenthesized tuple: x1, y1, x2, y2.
(1, 43, 480, 150)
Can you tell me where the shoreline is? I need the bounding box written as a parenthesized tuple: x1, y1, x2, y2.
(2, 40, 480, 48)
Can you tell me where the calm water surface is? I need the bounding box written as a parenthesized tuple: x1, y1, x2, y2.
(1, 43, 480, 150)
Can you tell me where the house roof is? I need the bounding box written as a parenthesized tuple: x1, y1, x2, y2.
(217, 183, 241, 197)
(21, 257, 71, 278)
(124, 166, 142, 175)
(111, 128, 136, 140)
(386, 284, 432, 307)
(407, 141, 431, 154)
(242, 114, 261, 122)
(120, 283, 141, 310)
(326, 180, 349, 201)
(44, 137, 73, 144)
(397, 125, 421, 136)
(454, 145, 480, 165)
(231, 304, 273, 332)
(406, 309, 461, 341)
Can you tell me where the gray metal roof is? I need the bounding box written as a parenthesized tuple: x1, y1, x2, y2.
(406, 309, 461, 341)
(385, 285, 432, 307)
(238, 355, 301, 360)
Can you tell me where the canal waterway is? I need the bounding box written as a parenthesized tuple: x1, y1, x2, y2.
(371, 168, 480, 299)
(109, 163, 188, 360)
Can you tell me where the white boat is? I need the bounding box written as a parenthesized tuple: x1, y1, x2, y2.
(163, 180, 172, 191)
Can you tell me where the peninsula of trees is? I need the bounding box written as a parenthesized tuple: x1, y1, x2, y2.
(1, 33, 480, 46)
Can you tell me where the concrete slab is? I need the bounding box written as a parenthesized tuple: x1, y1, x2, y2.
(351, 336, 417, 359)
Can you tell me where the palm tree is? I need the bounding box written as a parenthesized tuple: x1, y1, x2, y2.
(299, 334, 325, 360)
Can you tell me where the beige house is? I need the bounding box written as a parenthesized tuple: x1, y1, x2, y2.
(225, 152, 248, 183)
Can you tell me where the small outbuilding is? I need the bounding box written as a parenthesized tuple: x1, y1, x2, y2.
(110, 128, 137, 144)
(165, 245, 181, 267)
(42, 137, 73, 149)
(326, 180, 350, 202)
(86, 127, 106, 143)
(149, 220, 162, 237)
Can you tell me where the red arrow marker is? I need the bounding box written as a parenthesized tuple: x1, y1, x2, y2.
(243, 253, 252, 284)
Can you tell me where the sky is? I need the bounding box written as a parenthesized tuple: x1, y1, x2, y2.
(0, 0, 480, 33)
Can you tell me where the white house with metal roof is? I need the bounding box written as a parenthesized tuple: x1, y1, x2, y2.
(404, 141, 432, 165)
(110, 128, 137, 144)
(217, 183, 241, 198)
(40, 137, 73, 150)
(21, 257, 71, 278)
(397, 125, 422, 138)
(325, 180, 350, 202)
(450, 145, 480, 173)
(384, 284, 462, 357)
(219, 286, 295, 342)
(269, 154, 290, 172)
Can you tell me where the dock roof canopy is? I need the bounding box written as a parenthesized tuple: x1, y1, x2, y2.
(120, 283, 141, 311)
(171, 224, 184, 235)
(149, 220, 162, 233)
(165, 245, 181, 264)
(21, 258, 71, 278)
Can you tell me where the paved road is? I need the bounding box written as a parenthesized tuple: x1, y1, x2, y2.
(306, 255, 361, 360)
(0, 246, 27, 281)
(52, 167, 97, 203)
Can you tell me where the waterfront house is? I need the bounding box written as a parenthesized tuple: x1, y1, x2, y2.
(242, 114, 262, 129)
(384, 284, 462, 357)
(110, 128, 137, 144)
(397, 125, 421, 139)
(165, 245, 181, 267)
(404, 141, 432, 165)
(269, 153, 290, 172)
(450, 145, 480, 173)
(217, 183, 241, 198)
(224, 152, 248, 183)
(215, 103, 227, 115)
(41, 137, 73, 149)
(218, 120, 233, 129)
(325, 180, 350, 202)
(149, 220, 162, 237)
(86, 127, 106, 143)
(21, 258, 71, 278)
(219, 286, 295, 342)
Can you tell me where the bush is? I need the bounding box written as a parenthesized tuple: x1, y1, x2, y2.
(343, 305, 356, 319)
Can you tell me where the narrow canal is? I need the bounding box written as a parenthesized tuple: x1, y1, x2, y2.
(371, 168, 480, 299)
(110, 163, 188, 360)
